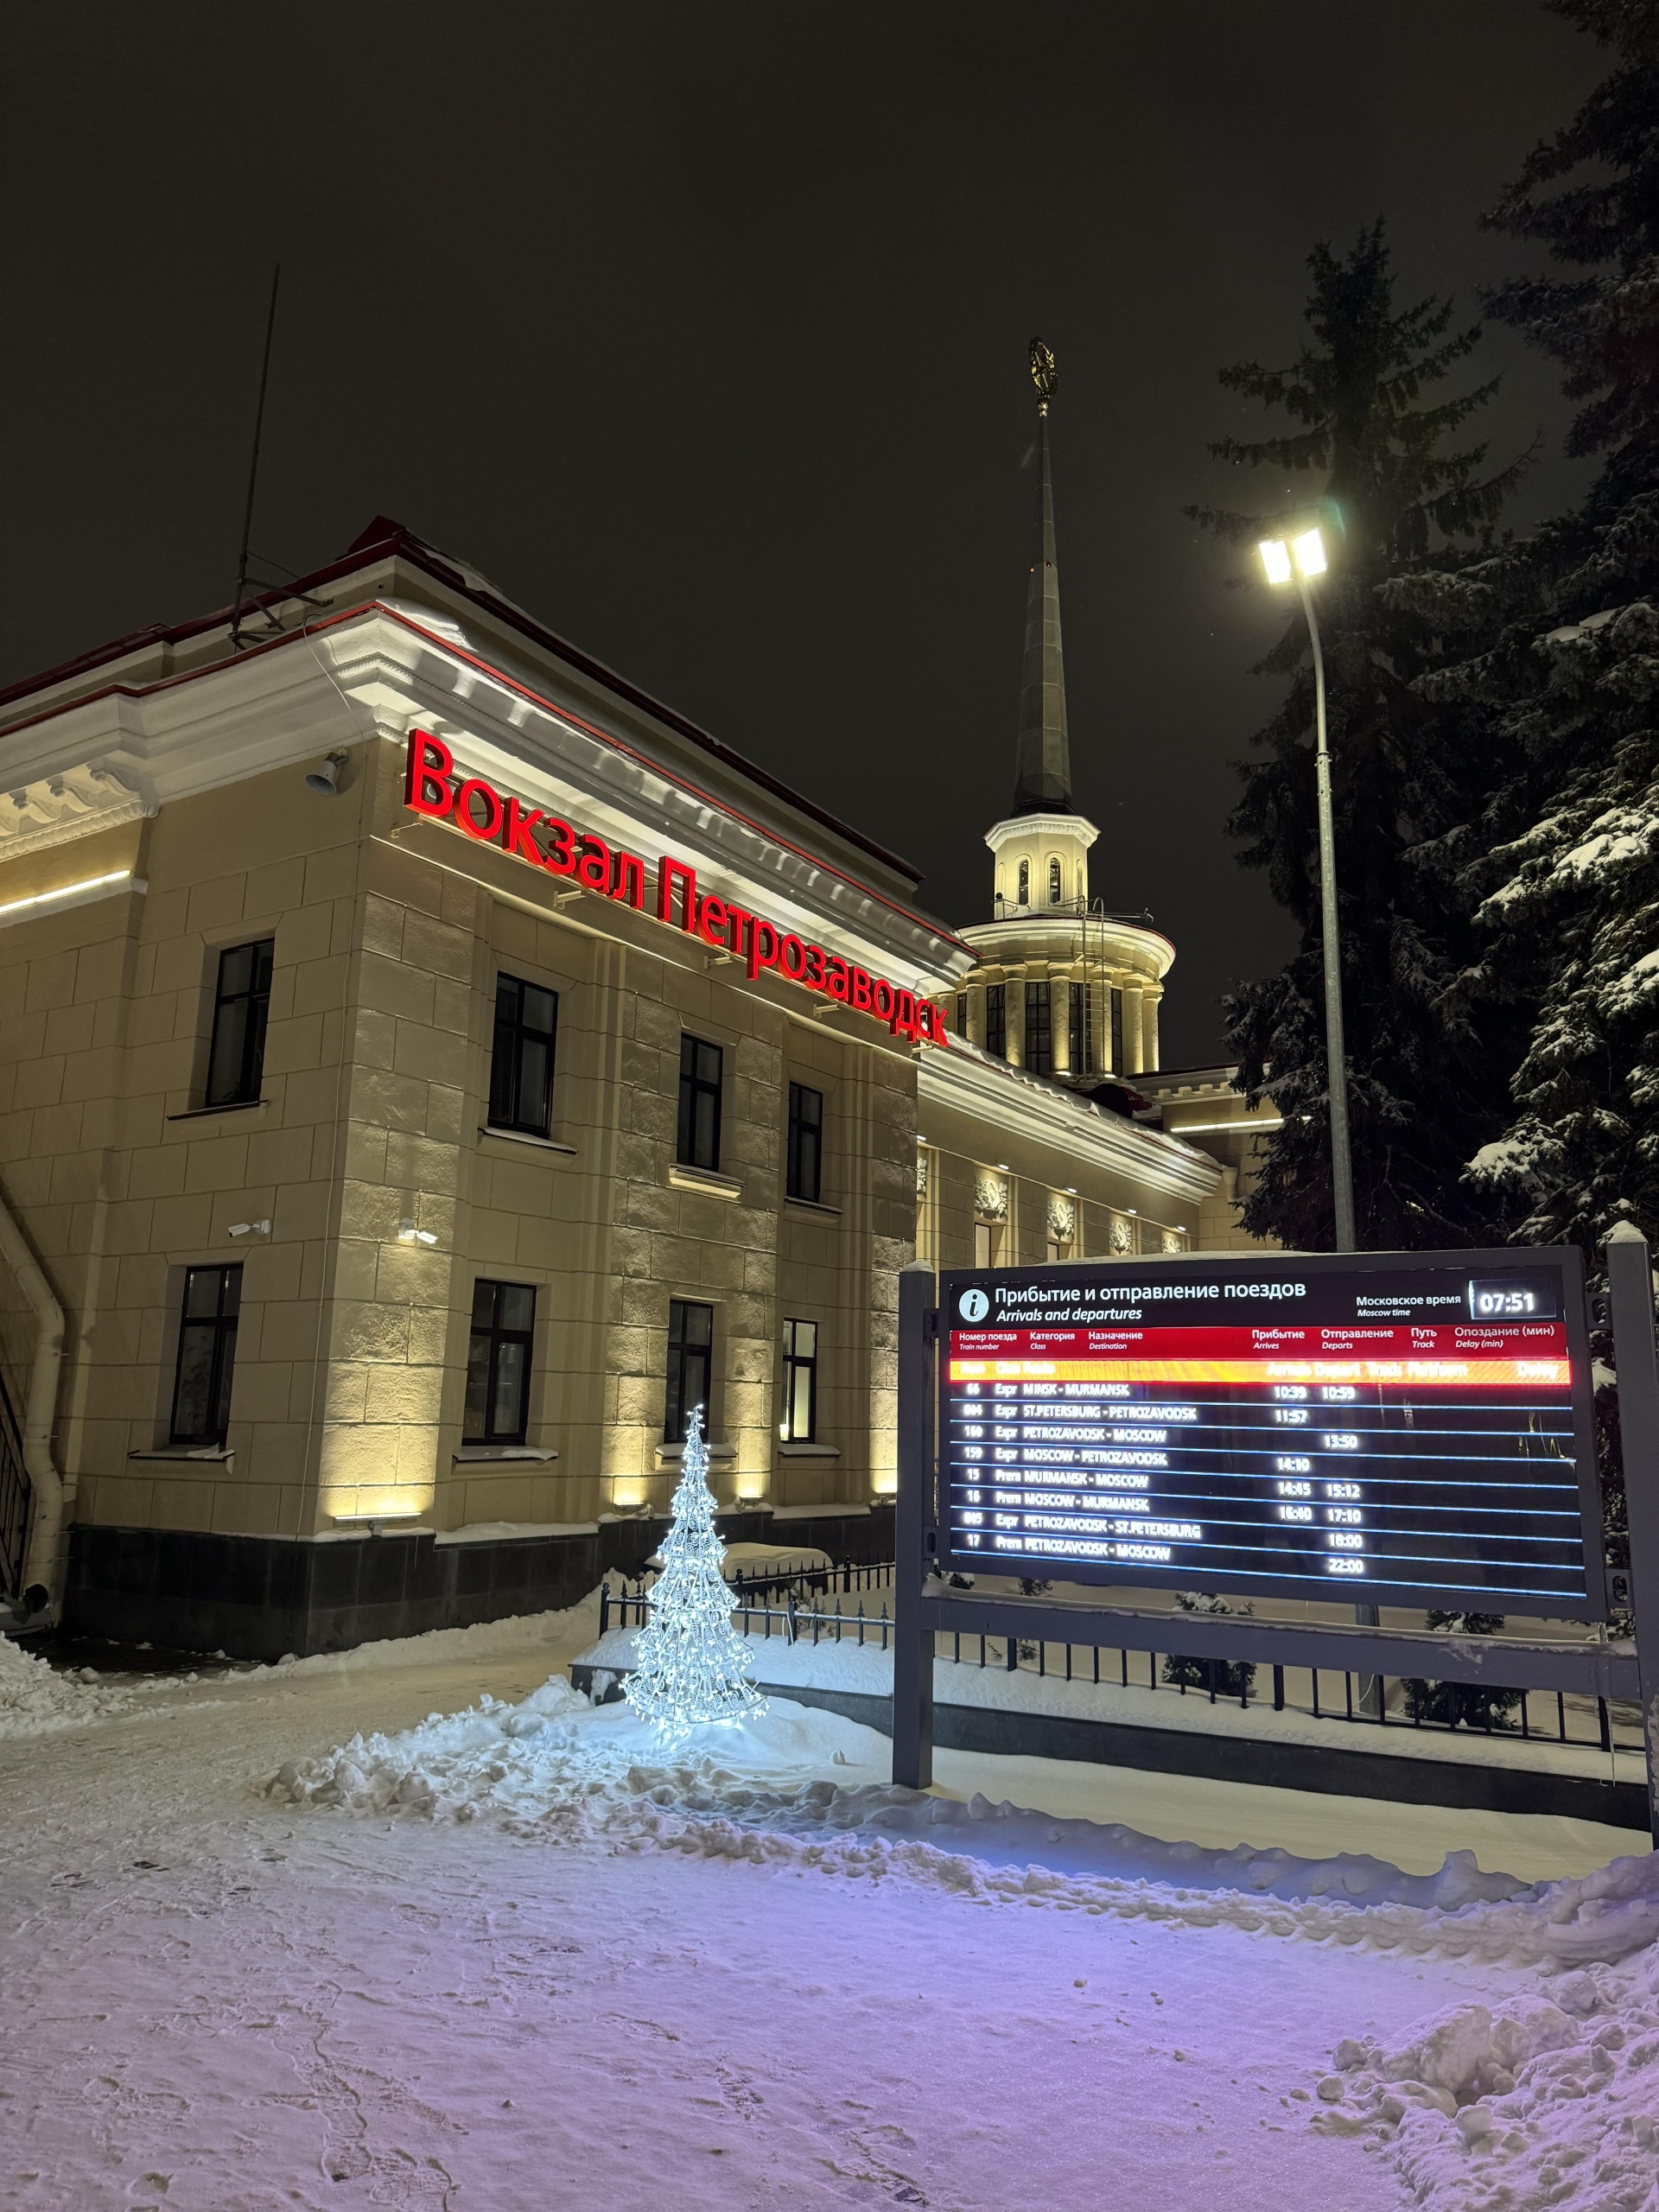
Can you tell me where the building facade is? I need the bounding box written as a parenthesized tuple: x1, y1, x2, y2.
(0, 386, 1270, 1656)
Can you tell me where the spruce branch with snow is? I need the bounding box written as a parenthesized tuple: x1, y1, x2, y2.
(1189, 222, 1530, 1251)
(1409, 0, 1659, 1255)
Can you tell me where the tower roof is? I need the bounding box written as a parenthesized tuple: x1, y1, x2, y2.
(1011, 338, 1072, 816)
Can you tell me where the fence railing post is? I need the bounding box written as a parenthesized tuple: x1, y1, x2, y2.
(1606, 1222, 1659, 1847)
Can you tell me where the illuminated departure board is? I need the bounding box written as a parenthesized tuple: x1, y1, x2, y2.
(938, 1249, 1603, 1616)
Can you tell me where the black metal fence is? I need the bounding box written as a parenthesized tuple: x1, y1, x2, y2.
(597, 1560, 1643, 1761)
(0, 1372, 29, 1600)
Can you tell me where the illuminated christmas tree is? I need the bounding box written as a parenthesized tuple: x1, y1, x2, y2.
(626, 1407, 766, 1738)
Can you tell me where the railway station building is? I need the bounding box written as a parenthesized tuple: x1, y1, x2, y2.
(0, 438, 1273, 1655)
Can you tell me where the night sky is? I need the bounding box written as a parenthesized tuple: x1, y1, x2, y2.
(1, 5, 1606, 1066)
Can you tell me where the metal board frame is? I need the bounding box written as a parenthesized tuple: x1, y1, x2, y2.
(895, 1245, 1659, 1847)
(935, 1244, 1605, 1620)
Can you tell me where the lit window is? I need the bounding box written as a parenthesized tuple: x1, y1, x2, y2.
(1048, 857, 1062, 905)
(984, 983, 1006, 1059)
(1068, 981, 1093, 1074)
(465, 1281, 537, 1445)
(205, 940, 273, 1108)
(665, 1299, 714, 1445)
(1017, 859, 1029, 906)
(781, 1319, 818, 1440)
(786, 1082, 823, 1202)
(488, 976, 558, 1137)
(1025, 981, 1052, 1077)
(169, 1264, 242, 1446)
(677, 1037, 723, 1171)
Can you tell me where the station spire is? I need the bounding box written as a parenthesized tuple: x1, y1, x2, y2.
(1012, 338, 1073, 816)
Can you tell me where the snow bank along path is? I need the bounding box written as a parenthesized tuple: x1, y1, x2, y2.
(262, 1658, 1659, 2212)
(5, 1594, 1658, 2211)
(0, 1624, 141, 1736)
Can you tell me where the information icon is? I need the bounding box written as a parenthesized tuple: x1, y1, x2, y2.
(957, 1288, 989, 1322)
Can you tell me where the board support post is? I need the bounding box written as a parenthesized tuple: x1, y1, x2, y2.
(893, 1260, 936, 1790)
(1605, 1222, 1659, 1847)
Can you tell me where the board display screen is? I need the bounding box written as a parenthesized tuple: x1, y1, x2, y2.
(938, 1249, 1602, 1616)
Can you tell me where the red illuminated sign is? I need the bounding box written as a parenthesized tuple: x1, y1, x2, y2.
(403, 730, 948, 1047)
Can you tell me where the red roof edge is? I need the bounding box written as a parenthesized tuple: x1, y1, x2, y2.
(0, 518, 925, 892)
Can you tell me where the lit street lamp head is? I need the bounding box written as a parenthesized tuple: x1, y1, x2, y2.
(1257, 525, 1325, 586)
(1258, 537, 1294, 585)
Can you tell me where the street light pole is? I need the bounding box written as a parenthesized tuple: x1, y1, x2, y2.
(1297, 572, 1357, 1255)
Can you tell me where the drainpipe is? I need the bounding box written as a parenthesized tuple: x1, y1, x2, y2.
(0, 1189, 65, 1616)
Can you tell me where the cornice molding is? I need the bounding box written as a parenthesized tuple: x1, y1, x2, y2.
(0, 766, 152, 861)
(957, 915, 1176, 978)
(983, 811, 1100, 853)
(0, 604, 974, 993)
(918, 1040, 1221, 1203)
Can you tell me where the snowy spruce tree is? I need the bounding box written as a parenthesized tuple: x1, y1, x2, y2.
(1189, 224, 1530, 1249)
(1389, 0, 1659, 1254)
(625, 1408, 766, 1738)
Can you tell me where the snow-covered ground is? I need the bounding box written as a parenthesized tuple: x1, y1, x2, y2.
(3, 1599, 1657, 2211)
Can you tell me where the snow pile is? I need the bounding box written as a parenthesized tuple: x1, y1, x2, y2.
(259, 1675, 1659, 1968)
(240, 1592, 601, 1681)
(0, 1631, 137, 1738)
(1317, 1955, 1659, 2211)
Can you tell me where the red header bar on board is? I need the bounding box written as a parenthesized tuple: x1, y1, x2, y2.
(949, 1323, 1569, 1359)
(402, 729, 948, 1049)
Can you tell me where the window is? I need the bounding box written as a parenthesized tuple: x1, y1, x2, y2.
(786, 1082, 823, 1202)
(1069, 981, 1094, 1075)
(465, 1281, 536, 1444)
(488, 975, 558, 1136)
(1025, 981, 1052, 1077)
(169, 1264, 242, 1446)
(956, 993, 969, 1039)
(1016, 859, 1030, 906)
(205, 939, 274, 1108)
(665, 1299, 714, 1445)
(781, 1319, 818, 1440)
(1048, 856, 1063, 905)
(677, 1036, 723, 1170)
(984, 983, 1006, 1059)
(1110, 987, 1125, 1072)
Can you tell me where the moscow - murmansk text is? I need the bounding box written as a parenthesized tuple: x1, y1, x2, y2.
(404, 730, 948, 1048)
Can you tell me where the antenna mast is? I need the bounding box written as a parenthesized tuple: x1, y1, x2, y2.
(230, 265, 281, 652)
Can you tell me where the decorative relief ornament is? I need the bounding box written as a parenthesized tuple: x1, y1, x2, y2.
(974, 1171, 1008, 1223)
(916, 1150, 929, 1199)
(1109, 1215, 1134, 1254)
(1046, 1195, 1075, 1244)
(1162, 1228, 1184, 1254)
